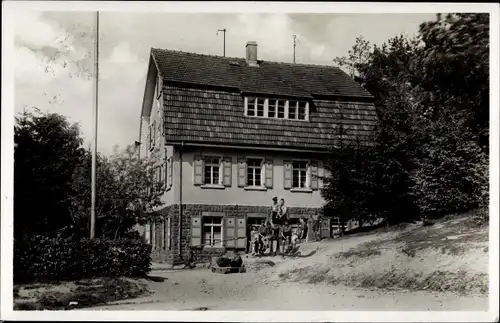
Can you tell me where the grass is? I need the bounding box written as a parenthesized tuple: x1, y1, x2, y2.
(14, 277, 151, 311)
(279, 209, 489, 295)
(335, 248, 381, 259)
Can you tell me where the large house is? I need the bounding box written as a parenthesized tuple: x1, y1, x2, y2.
(138, 41, 377, 265)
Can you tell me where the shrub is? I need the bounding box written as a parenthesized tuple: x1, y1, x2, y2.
(14, 235, 151, 283)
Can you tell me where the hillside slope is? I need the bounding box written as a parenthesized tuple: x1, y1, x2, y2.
(274, 210, 488, 295)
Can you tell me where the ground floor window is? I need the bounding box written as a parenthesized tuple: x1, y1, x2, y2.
(163, 217, 170, 250)
(203, 216, 223, 247)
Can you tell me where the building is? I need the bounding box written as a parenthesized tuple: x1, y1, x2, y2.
(137, 41, 377, 265)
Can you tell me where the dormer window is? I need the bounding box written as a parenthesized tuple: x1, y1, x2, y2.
(244, 96, 309, 121)
(277, 100, 286, 119)
(256, 98, 265, 117)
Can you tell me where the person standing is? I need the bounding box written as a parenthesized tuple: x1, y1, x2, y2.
(270, 197, 279, 224)
(257, 220, 267, 256)
(278, 198, 289, 225)
(280, 220, 292, 255)
(299, 217, 308, 243)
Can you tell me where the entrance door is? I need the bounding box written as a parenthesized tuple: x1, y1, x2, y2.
(320, 217, 331, 239)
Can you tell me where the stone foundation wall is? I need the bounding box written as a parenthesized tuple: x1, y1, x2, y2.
(149, 204, 321, 266)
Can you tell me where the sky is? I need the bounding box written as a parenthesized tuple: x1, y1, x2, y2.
(14, 11, 436, 156)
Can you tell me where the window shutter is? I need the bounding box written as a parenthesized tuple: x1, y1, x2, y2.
(224, 216, 236, 248)
(152, 120, 156, 147)
(236, 216, 247, 249)
(164, 159, 168, 187)
(237, 157, 247, 187)
(283, 160, 292, 189)
(193, 155, 204, 185)
(264, 159, 273, 188)
(191, 215, 202, 247)
(223, 156, 232, 187)
(167, 157, 173, 188)
(310, 161, 319, 190)
(147, 125, 151, 150)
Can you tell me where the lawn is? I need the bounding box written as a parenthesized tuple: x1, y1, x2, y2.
(14, 277, 151, 310)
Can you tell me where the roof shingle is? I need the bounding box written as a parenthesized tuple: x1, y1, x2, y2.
(163, 86, 377, 150)
(151, 48, 373, 99)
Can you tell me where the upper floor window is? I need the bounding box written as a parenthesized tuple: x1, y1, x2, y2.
(244, 96, 309, 121)
(247, 158, 264, 187)
(292, 161, 308, 188)
(204, 156, 221, 185)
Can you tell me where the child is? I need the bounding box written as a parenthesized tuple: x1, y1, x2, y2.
(270, 221, 280, 257)
(300, 217, 309, 242)
(270, 197, 279, 224)
(251, 226, 260, 256)
(280, 220, 292, 255)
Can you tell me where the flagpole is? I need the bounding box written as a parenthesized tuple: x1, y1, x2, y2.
(90, 11, 99, 239)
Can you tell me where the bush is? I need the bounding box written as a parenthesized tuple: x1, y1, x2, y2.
(410, 133, 489, 219)
(14, 235, 152, 283)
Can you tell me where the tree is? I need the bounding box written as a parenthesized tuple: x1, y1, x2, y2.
(333, 35, 372, 82)
(416, 13, 489, 151)
(14, 109, 85, 239)
(320, 125, 379, 229)
(328, 13, 489, 223)
(70, 145, 167, 239)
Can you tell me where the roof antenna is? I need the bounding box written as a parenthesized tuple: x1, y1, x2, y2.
(293, 35, 300, 64)
(216, 28, 227, 57)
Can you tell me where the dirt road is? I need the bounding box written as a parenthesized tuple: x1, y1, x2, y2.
(92, 217, 488, 311)
(93, 265, 487, 311)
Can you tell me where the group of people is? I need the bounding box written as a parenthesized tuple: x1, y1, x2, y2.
(250, 197, 309, 257)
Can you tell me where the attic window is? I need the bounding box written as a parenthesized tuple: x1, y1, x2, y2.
(244, 96, 309, 121)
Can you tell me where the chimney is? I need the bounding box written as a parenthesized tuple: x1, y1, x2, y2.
(245, 41, 258, 67)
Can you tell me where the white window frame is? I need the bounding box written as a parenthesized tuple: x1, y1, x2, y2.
(203, 156, 223, 185)
(288, 100, 298, 120)
(297, 101, 308, 120)
(245, 97, 257, 116)
(246, 157, 265, 187)
(291, 159, 311, 189)
(256, 98, 265, 117)
(164, 217, 170, 250)
(244, 96, 309, 121)
(277, 99, 286, 119)
(202, 216, 224, 247)
(267, 99, 277, 118)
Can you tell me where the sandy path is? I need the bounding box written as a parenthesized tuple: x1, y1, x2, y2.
(91, 225, 488, 311)
(93, 268, 487, 311)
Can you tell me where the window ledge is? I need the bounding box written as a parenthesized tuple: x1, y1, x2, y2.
(290, 188, 313, 193)
(201, 184, 226, 190)
(244, 186, 268, 191)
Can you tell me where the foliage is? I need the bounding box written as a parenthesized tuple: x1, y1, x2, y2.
(333, 35, 372, 82)
(14, 235, 152, 283)
(416, 13, 490, 150)
(14, 109, 85, 239)
(320, 126, 378, 226)
(325, 13, 489, 222)
(409, 119, 489, 218)
(70, 145, 166, 239)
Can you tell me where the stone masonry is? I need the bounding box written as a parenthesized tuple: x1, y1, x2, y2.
(149, 204, 321, 266)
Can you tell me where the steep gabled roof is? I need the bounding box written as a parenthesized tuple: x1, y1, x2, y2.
(162, 85, 377, 151)
(151, 48, 373, 99)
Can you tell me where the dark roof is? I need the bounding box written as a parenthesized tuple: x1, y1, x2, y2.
(151, 48, 373, 99)
(163, 85, 377, 151)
